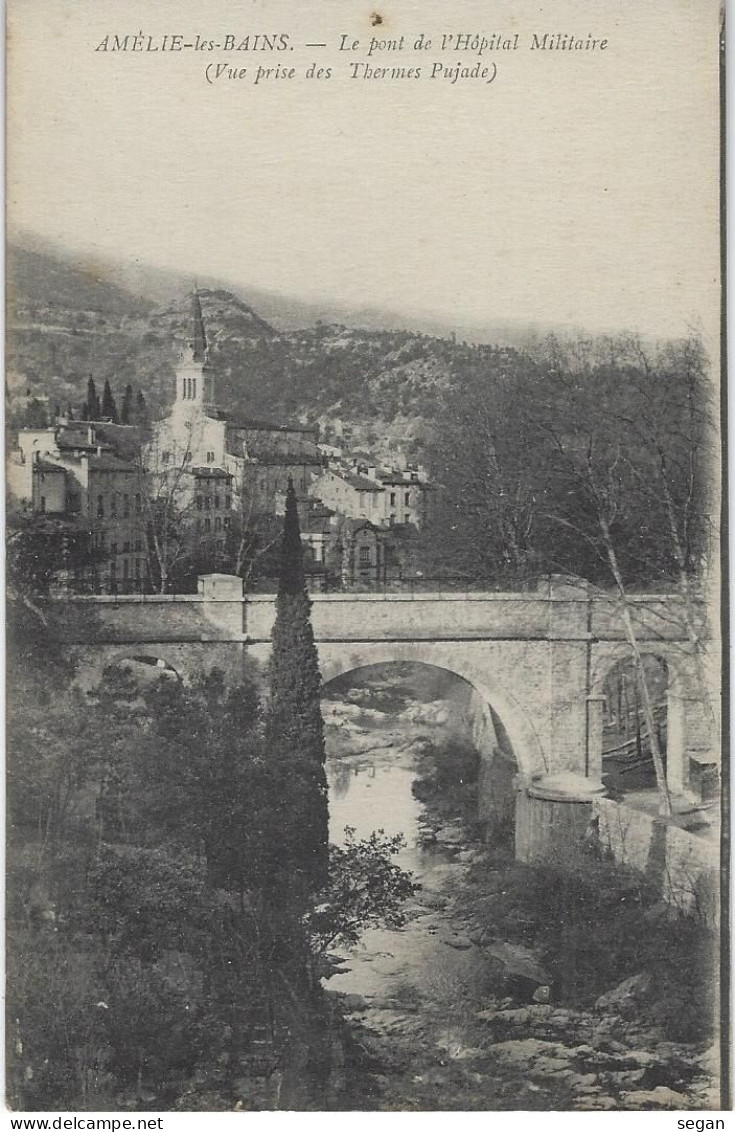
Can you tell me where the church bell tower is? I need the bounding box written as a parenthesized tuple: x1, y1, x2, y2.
(175, 290, 215, 413)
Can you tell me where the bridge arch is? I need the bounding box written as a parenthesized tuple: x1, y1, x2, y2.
(317, 643, 548, 781)
(103, 653, 182, 682)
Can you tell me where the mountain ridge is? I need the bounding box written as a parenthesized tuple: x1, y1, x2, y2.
(6, 239, 526, 453)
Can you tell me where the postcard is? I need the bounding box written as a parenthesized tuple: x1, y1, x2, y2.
(5, 0, 726, 1116)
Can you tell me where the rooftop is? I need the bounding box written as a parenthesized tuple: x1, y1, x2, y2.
(57, 437, 114, 454)
(245, 452, 323, 467)
(326, 468, 383, 492)
(33, 458, 67, 474)
(86, 453, 137, 473)
(224, 414, 318, 434)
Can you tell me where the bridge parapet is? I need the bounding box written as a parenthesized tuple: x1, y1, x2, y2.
(53, 586, 709, 650)
(56, 591, 246, 644)
(244, 592, 556, 643)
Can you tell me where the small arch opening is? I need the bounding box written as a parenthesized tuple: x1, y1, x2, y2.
(600, 654, 668, 810)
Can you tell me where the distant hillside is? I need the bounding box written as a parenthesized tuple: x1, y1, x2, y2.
(6, 241, 525, 453)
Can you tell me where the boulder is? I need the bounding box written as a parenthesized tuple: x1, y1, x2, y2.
(620, 1085, 690, 1109)
(595, 972, 652, 1013)
(489, 1038, 561, 1066)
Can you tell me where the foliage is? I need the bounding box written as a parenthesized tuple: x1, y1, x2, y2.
(121, 383, 134, 424)
(87, 845, 209, 961)
(477, 850, 717, 1041)
(306, 827, 417, 959)
(7, 511, 99, 597)
(85, 376, 101, 421)
(101, 378, 118, 422)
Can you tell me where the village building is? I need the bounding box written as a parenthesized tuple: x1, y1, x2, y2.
(310, 459, 431, 530)
(8, 422, 147, 592)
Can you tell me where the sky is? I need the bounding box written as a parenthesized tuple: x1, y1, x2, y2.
(7, 0, 722, 345)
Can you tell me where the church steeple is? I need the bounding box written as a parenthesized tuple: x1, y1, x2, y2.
(186, 289, 208, 363)
(175, 289, 215, 411)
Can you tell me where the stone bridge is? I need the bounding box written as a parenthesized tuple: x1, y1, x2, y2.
(59, 573, 717, 811)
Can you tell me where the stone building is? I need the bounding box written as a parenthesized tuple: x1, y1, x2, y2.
(7, 422, 147, 592)
(310, 461, 431, 529)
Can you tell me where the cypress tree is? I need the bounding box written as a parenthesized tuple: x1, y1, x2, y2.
(86, 377, 100, 420)
(120, 383, 134, 425)
(134, 390, 149, 426)
(268, 479, 329, 893)
(101, 379, 118, 422)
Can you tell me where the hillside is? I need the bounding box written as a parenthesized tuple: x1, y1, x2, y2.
(6, 242, 523, 453)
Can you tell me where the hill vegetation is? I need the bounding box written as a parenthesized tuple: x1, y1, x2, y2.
(6, 242, 522, 453)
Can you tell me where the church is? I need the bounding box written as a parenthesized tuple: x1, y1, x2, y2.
(149, 291, 323, 517)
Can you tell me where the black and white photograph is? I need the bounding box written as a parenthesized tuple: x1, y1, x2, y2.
(5, 0, 727, 1116)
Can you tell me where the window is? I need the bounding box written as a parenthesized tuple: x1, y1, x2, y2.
(205, 497, 211, 510)
(215, 540, 224, 552)
(206, 451, 215, 464)
(162, 451, 170, 464)
(225, 495, 231, 509)
(123, 559, 129, 579)
(359, 546, 371, 565)
(135, 493, 141, 512)
(214, 496, 220, 509)
(123, 541, 131, 553)
(185, 452, 192, 463)
(40, 496, 46, 513)
(405, 513, 410, 525)
(223, 517, 231, 528)
(135, 559, 141, 578)
(110, 496, 117, 517)
(405, 492, 410, 506)
(390, 492, 396, 505)
(215, 517, 222, 532)
(196, 496, 202, 511)
(123, 495, 130, 517)
(110, 542, 118, 556)
(204, 518, 211, 532)
(192, 379, 197, 400)
(134, 540, 141, 552)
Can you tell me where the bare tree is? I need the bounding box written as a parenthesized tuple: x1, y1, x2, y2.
(137, 420, 202, 594)
(228, 462, 282, 587)
(531, 340, 668, 809)
(426, 359, 548, 587)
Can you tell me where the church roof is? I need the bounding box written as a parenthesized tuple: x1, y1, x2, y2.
(225, 414, 318, 434)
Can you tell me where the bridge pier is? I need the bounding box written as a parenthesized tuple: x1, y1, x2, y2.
(514, 773, 606, 865)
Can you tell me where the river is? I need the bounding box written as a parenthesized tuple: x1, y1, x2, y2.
(318, 665, 718, 1112)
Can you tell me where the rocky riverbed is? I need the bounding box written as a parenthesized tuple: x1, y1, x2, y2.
(321, 668, 720, 1111)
